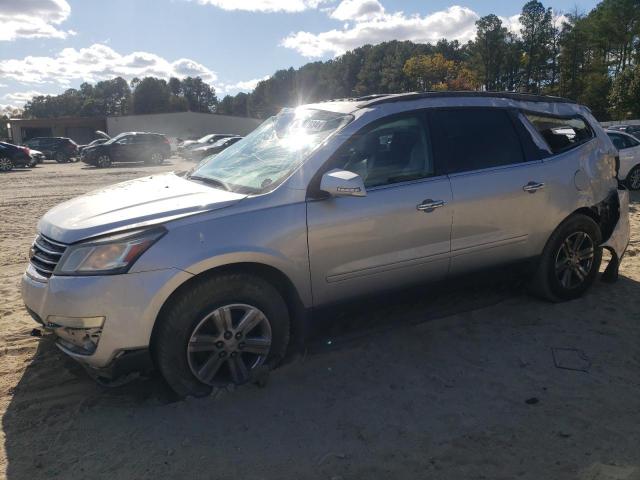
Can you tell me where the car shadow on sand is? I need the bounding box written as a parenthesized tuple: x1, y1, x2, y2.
(4, 261, 640, 479)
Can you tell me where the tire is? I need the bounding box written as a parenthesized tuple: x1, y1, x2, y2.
(96, 154, 112, 168)
(0, 157, 13, 172)
(54, 151, 68, 163)
(147, 151, 164, 166)
(154, 273, 290, 398)
(530, 214, 602, 302)
(626, 165, 640, 191)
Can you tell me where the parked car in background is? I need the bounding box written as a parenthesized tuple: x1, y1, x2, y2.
(24, 137, 78, 163)
(80, 132, 171, 168)
(608, 124, 640, 139)
(0, 141, 35, 171)
(78, 131, 111, 154)
(22, 92, 629, 397)
(607, 129, 640, 190)
(178, 133, 238, 153)
(187, 136, 243, 161)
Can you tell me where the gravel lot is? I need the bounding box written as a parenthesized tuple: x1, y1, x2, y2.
(1, 158, 640, 479)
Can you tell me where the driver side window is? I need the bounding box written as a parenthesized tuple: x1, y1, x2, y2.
(331, 114, 433, 188)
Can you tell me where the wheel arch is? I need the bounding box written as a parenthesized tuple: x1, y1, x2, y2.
(149, 262, 308, 361)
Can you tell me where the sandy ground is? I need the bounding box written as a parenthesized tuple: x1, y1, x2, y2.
(1, 158, 640, 480)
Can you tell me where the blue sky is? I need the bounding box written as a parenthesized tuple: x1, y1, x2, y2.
(1, 0, 598, 111)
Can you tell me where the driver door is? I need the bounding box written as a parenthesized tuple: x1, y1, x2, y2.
(306, 112, 452, 306)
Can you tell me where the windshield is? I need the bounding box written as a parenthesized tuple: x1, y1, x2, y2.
(104, 132, 128, 145)
(190, 108, 351, 194)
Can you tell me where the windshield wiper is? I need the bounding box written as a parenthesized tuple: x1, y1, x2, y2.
(188, 175, 230, 191)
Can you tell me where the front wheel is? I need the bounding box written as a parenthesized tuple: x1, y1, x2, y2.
(530, 214, 602, 302)
(0, 157, 13, 172)
(96, 154, 112, 168)
(154, 273, 290, 397)
(626, 165, 640, 191)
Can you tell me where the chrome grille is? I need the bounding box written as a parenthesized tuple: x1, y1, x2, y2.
(30, 234, 67, 278)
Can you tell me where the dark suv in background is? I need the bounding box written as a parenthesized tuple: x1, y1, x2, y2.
(24, 137, 78, 163)
(81, 132, 171, 168)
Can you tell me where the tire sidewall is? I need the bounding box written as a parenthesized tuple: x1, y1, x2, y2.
(543, 215, 602, 301)
(97, 154, 111, 168)
(626, 165, 640, 191)
(54, 152, 67, 163)
(155, 274, 290, 397)
(0, 157, 13, 172)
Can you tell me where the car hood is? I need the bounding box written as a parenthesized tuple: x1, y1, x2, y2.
(39, 172, 247, 244)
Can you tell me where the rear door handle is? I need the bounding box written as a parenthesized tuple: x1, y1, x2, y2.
(417, 199, 446, 212)
(523, 181, 545, 193)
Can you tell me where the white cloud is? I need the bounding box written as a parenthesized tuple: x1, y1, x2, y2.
(0, 0, 75, 41)
(499, 14, 522, 35)
(330, 0, 384, 21)
(193, 0, 328, 13)
(220, 75, 271, 94)
(0, 44, 218, 86)
(3, 90, 48, 104)
(282, 5, 479, 57)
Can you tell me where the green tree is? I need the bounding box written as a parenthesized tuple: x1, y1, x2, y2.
(520, 0, 554, 93)
(181, 77, 218, 113)
(472, 15, 508, 90)
(132, 77, 170, 114)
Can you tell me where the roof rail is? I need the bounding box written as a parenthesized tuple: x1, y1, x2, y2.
(359, 91, 577, 107)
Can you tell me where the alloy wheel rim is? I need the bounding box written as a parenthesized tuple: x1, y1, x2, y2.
(554, 231, 595, 289)
(151, 152, 162, 164)
(0, 157, 11, 171)
(97, 155, 110, 167)
(630, 168, 640, 189)
(187, 303, 272, 386)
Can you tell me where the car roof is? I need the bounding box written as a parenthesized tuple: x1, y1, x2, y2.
(606, 129, 638, 139)
(303, 91, 580, 114)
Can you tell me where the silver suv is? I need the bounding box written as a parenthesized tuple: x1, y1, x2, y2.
(22, 92, 630, 396)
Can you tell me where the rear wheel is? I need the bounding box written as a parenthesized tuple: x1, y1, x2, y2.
(626, 165, 640, 191)
(54, 151, 68, 163)
(96, 154, 112, 168)
(148, 151, 164, 165)
(530, 214, 602, 302)
(154, 273, 290, 397)
(0, 157, 13, 172)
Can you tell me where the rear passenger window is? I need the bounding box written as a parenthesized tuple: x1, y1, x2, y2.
(430, 109, 524, 174)
(524, 113, 593, 154)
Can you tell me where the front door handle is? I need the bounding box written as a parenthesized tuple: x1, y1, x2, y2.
(417, 199, 446, 212)
(523, 181, 545, 193)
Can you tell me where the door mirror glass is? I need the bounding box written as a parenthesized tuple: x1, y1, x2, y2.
(320, 169, 366, 197)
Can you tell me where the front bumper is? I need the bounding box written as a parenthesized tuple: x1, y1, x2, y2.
(22, 267, 193, 369)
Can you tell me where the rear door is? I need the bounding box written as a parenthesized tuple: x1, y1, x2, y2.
(429, 108, 553, 274)
(110, 135, 137, 162)
(307, 112, 452, 305)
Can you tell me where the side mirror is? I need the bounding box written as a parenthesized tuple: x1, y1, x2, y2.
(320, 169, 366, 197)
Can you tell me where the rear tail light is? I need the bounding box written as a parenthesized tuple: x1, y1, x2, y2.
(163, 137, 170, 144)
(21, 146, 30, 155)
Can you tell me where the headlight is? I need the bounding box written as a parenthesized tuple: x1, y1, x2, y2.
(55, 227, 166, 276)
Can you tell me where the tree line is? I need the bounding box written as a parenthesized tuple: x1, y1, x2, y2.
(18, 0, 640, 123)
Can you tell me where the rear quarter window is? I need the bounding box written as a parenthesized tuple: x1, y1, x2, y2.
(524, 113, 593, 154)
